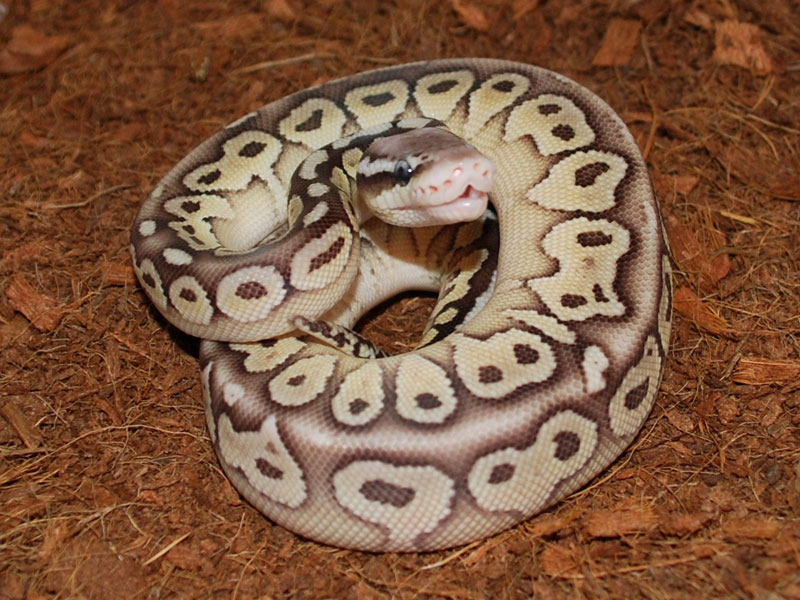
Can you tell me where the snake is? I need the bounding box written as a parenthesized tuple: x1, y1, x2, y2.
(130, 58, 672, 552)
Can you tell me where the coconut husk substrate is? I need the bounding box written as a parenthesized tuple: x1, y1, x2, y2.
(1, 1, 799, 598)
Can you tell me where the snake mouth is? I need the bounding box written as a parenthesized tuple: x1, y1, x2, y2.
(401, 158, 495, 224)
(454, 183, 491, 206)
(401, 182, 489, 207)
(440, 182, 490, 211)
(402, 183, 490, 224)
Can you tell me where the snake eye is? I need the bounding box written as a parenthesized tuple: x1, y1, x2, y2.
(393, 160, 414, 186)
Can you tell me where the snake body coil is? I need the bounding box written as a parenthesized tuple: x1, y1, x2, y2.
(131, 59, 671, 551)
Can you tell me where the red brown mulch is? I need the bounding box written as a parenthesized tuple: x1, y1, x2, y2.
(1, 1, 799, 598)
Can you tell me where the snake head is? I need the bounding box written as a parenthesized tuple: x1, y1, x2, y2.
(357, 127, 496, 227)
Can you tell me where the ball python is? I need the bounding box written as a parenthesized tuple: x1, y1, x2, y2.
(130, 58, 671, 552)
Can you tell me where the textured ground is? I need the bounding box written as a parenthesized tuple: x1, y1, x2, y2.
(1, 0, 799, 598)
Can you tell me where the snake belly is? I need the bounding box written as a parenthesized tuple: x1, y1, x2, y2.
(130, 58, 672, 552)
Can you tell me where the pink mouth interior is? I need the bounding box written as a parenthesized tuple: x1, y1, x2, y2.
(459, 185, 488, 203)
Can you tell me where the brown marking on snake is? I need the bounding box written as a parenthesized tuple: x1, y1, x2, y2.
(427, 79, 458, 94)
(236, 281, 268, 300)
(359, 479, 415, 508)
(553, 431, 580, 460)
(362, 92, 395, 107)
(513, 344, 539, 364)
(309, 236, 345, 272)
(287, 374, 306, 386)
(197, 169, 221, 186)
(415, 393, 442, 410)
(577, 231, 613, 247)
(551, 124, 575, 141)
(239, 141, 267, 157)
(574, 162, 611, 187)
(296, 109, 323, 132)
(488, 463, 515, 484)
(560, 294, 587, 308)
(624, 380, 650, 410)
(256, 457, 284, 479)
(478, 365, 503, 383)
(179, 288, 197, 302)
(592, 283, 610, 303)
(349, 399, 368, 415)
(491, 80, 515, 93)
(538, 103, 561, 115)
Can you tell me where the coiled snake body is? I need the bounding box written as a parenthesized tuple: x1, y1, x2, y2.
(131, 59, 671, 552)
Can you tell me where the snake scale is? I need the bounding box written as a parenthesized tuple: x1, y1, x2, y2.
(130, 58, 671, 552)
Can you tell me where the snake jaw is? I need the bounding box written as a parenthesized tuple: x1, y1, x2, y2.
(408, 156, 496, 224)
